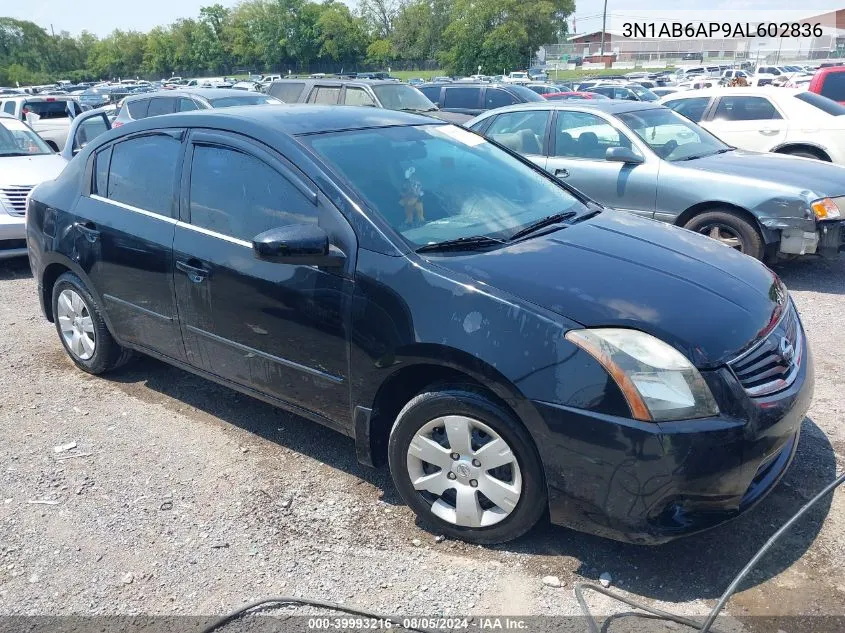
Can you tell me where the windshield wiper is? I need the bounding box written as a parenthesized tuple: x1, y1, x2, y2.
(676, 147, 733, 161)
(0, 152, 36, 157)
(399, 107, 438, 113)
(508, 211, 578, 241)
(416, 235, 506, 253)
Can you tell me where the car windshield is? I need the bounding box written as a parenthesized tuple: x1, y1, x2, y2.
(618, 107, 730, 161)
(304, 124, 588, 247)
(0, 118, 53, 156)
(208, 95, 282, 108)
(371, 84, 436, 111)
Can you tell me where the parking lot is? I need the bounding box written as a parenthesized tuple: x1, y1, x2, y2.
(0, 252, 842, 629)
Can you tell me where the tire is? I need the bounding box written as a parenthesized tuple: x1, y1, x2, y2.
(388, 387, 546, 544)
(683, 209, 765, 260)
(52, 272, 132, 375)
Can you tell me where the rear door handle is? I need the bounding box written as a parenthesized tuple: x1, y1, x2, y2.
(74, 222, 100, 243)
(554, 168, 570, 178)
(176, 260, 209, 283)
(759, 128, 779, 136)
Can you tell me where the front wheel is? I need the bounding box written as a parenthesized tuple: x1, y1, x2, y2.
(388, 388, 546, 544)
(683, 209, 765, 260)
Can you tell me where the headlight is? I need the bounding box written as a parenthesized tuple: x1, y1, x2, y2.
(565, 328, 720, 422)
(810, 197, 841, 220)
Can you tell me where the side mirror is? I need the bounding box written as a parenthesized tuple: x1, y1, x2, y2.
(252, 224, 346, 267)
(606, 147, 644, 164)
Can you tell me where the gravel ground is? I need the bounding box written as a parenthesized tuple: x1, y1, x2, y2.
(0, 254, 843, 632)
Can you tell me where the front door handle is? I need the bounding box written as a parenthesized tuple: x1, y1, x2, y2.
(759, 128, 779, 136)
(554, 168, 570, 178)
(74, 222, 100, 243)
(176, 260, 209, 283)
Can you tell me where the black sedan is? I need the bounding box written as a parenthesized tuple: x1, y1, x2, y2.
(27, 106, 812, 544)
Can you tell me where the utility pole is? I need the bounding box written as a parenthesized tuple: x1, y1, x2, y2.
(600, 0, 608, 55)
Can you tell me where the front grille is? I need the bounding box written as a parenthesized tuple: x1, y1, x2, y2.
(1, 186, 32, 217)
(729, 303, 803, 397)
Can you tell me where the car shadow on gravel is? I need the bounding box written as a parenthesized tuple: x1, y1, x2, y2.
(772, 255, 845, 295)
(102, 355, 402, 502)
(493, 416, 838, 603)
(100, 353, 836, 606)
(0, 258, 32, 280)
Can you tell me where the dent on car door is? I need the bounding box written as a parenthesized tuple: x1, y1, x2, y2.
(72, 130, 186, 360)
(173, 130, 356, 426)
(545, 110, 657, 217)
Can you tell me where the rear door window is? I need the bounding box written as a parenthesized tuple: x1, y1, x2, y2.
(146, 98, 177, 117)
(663, 97, 712, 122)
(485, 88, 518, 109)
(442, 87, 480, 109)
(107, 133, 182, 216)
(178, 98, 199, 112)
(713, 96, 781, 121)
(270, 82, 306, 102)
(307, 86, 341, 105)
(343, 87, 376, 106)
(127, 99, 150, 119)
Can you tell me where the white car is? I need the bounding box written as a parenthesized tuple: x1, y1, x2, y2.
(0, 95, 85, 151)
(660, 87, 845, 163)
(504, 72, 530, 84)
(0, 113, 67, 259)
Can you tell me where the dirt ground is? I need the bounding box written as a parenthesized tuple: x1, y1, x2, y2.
(0, 254, 843, 632)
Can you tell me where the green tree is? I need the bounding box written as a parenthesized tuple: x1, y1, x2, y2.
(316, 2, 368, 63)
(366, 38, 394, 66)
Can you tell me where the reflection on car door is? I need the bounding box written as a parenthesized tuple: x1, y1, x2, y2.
(545, 110, 657, 217)
(703, 96, 787, 151)
(173, 130, 355, 426)
(74, 130, 186, 359)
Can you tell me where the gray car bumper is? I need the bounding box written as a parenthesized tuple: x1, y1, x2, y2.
(0, 213, 27, 260)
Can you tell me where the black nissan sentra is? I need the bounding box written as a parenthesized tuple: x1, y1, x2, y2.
(27, 106, 813, 545)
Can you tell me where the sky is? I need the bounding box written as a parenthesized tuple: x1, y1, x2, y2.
(2, 0, 843, 38)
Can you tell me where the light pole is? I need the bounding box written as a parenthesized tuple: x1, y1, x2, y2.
(600, 0, 608, 56)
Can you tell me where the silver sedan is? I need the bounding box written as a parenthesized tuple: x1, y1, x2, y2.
(466, 101, 845, 260)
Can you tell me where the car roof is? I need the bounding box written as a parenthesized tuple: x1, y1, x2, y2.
(269, 78, 399, 86)
(419, 82, 513, 89)
(123, 88, 263, 102)
(660, 87, 804, 99)
(103, 104, 439, 137)
(474, 100, 662, 116)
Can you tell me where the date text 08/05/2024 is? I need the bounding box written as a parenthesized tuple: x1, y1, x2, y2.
(622, 22, 823, 38)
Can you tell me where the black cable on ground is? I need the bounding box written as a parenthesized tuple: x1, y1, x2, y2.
(198, 596, 437, 633)
(201, 472, 844, 633)
(576, 471, 845, 633)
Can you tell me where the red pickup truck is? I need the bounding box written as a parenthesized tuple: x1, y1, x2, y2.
(807, 66, 845, 103)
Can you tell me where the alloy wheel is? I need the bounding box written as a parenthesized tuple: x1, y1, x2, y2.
(406, 415, 522, 528)
(57, 289, 96, 360)
(702, 224, 743, 250)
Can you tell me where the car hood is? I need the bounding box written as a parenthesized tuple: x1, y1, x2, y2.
(428, 211, 783, 368)
(683, 149, 845, 196)
(0, 154, 67, 186)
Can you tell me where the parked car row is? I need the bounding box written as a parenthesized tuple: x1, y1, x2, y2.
(21, 104, 819, 548)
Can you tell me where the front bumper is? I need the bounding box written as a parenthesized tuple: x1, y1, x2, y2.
(533, 337, 814, 544)
(0, 212, 26, 260)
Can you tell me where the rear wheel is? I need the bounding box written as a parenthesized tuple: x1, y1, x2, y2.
(683, 209, 764, 260)
(388, 387, 546, 544)
(52, 272, 132, 374)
